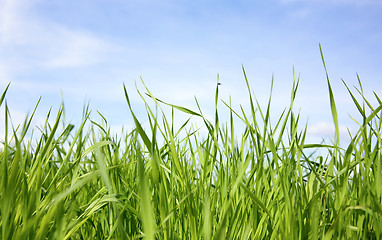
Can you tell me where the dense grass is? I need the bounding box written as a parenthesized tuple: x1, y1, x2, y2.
(1, 56, 382, 239)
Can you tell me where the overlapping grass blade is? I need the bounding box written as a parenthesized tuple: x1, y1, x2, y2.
(1, 53, 382, 239)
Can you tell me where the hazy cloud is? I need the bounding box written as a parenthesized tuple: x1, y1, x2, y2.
(0, 0, 118, 70)
(307, 121, 351, 140)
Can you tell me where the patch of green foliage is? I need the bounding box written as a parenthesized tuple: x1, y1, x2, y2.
(1, 51, 382, 239)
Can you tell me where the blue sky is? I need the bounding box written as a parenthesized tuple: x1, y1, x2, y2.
(1, 0, 382, 144)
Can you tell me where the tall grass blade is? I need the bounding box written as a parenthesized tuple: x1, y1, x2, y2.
(0, 83, 10, 107)
(320, 44, 340, 146)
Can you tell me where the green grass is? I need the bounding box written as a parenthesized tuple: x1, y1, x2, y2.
(1, 54, 382, 239)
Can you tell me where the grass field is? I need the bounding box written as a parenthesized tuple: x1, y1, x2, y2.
(1, 53, 382, 239)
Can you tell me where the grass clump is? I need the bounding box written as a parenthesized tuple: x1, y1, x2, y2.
(1, 57, 382, 239)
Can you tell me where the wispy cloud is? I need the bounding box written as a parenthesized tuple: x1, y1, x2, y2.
(0, 0, 118, 71)
(0, 0, 380, 148)
(0, 0, 30, 45)
(307, 121, 352, 140)
(42, 28, 117, 68)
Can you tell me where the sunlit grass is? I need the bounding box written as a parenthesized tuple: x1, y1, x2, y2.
(1, 51, 382, 239)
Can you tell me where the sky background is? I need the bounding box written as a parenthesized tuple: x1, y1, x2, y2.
(1, 0, 381, 145)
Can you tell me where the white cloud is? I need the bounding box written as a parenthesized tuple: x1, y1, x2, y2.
(307, 121, 352, 140)
(0, 0, 118, 70)
(0, 0, 31, 45)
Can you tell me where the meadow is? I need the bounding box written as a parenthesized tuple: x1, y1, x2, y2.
(1, 52, 381, 239)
